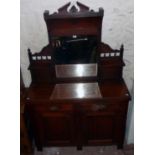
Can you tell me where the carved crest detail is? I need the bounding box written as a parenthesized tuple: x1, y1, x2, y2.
(44, 1, 104, 18)
(56, 1, 90, 14)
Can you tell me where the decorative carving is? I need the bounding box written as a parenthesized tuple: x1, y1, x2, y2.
(58, 2, 71, 14)
(98, 42, 124, 59)
(70, 5, 78, 13)
(76, 1, 89, 12)
(98, 42, 123, 53)
(28, 45, 53, 57)
(57, 1, 90, 14)
(44, 1, 102, 18)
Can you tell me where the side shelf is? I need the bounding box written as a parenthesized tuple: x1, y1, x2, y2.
(97, 42, 125, 80)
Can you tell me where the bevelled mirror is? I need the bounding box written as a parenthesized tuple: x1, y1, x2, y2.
(52, 35, 97, 64)
(43, 1, 104, 78)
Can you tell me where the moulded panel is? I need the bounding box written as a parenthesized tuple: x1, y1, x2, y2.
(98, 66, 122, 79)
(31, 68, 52, 83)
(83, 113, 115, 144)
(42, 112, 74, 145)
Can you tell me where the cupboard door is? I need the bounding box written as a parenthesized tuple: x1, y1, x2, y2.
(33, 105, 75, 147)
(83, 112, 115, 145)
(42, 112, 74, 146)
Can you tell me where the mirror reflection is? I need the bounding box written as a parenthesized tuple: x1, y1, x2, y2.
(52, 35, 97, 64)
(55, 63, 97, 78)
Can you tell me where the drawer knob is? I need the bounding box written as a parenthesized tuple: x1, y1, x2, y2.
(49, 105, 59, 111)
(93, 104, 106, 111)
(99, 104, 106, 110)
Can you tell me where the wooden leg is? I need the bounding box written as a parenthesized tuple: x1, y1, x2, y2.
(77, 145, 82, 150)
(20, 113, 33, 154)
(117, 143, 123, 149)
(36, 144, 43, 151)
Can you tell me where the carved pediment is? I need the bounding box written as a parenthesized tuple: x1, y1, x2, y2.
(44, 1, 103, 19)
(57, 1, 89, 14)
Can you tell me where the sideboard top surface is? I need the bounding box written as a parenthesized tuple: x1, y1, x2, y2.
(50, 82, 102, 100)
(27, 80, 130, 102)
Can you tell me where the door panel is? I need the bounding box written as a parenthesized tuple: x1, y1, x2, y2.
(33, 105, 75, 146)
(83, 112, 115, 144)
(42, 112, 74, 145)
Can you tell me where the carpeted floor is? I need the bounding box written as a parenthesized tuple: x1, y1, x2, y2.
(34, 145, 134, 155)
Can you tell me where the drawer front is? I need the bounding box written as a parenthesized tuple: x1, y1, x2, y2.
(79, 103, 115, 113)
(78, 101, 128, 115)
(33, 103, 73, 113)
(30, 101, 128, 115)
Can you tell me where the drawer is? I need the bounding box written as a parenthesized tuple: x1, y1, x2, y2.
(79, 102, 128, 115)
(33, 103, 73, 113)
(79, 103, 115, 112)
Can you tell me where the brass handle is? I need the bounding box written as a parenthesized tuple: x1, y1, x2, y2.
(99, 104, 106, 110)
(93, 103, 106, 111)
(49, 105, 59, 111)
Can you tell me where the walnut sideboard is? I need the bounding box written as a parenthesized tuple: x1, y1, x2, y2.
(25, 2, 131, 151)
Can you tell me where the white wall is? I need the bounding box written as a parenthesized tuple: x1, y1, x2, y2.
(125, 83, 134, 144)
(20, 0, 134, 144)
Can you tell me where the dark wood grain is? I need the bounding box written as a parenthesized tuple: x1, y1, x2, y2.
(44, 2, 103, 43)
(26, 80, 130, 150)
(26, 1, 130, 151)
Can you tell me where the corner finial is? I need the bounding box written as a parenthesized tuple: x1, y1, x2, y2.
(120, 44, 124, 51)
(120, 44, 124, 58)
(28, 48, 31, 53)
(44, 10, 49, 18)
(99, 7, 104, 16)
